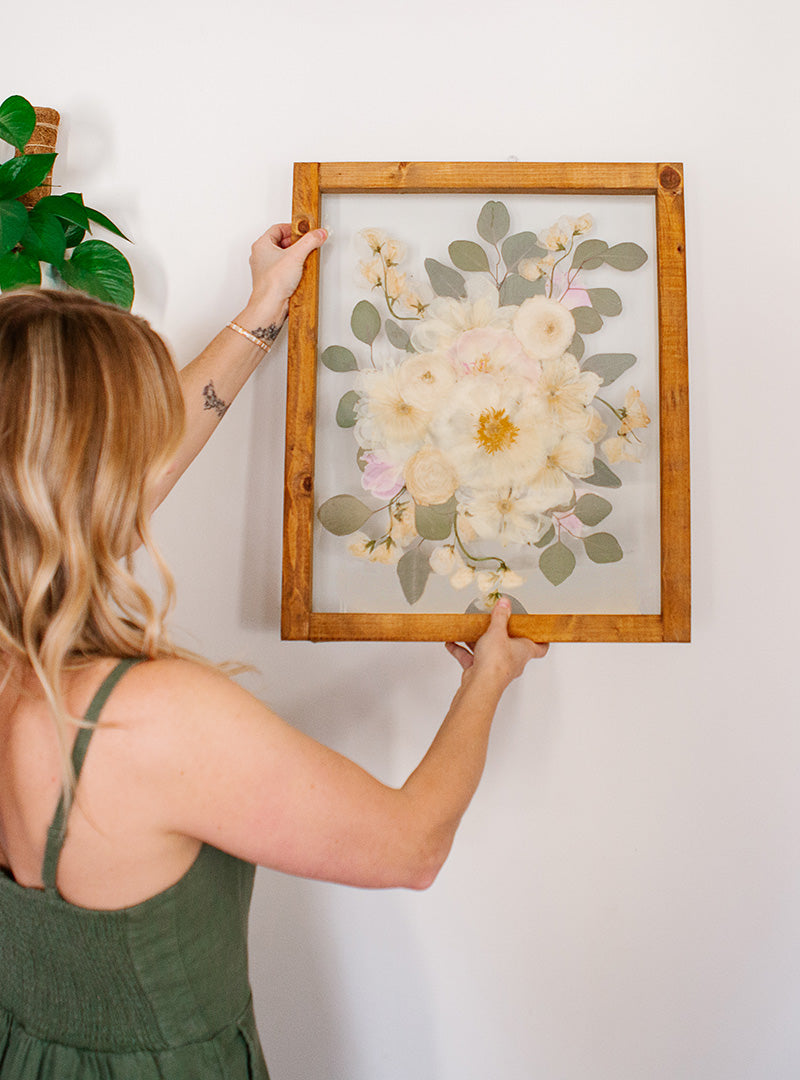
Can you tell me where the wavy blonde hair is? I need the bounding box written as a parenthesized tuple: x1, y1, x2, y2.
(0, 289, 186, 795)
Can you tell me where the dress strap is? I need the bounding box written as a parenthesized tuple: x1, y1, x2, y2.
(42, 658, 145, 893)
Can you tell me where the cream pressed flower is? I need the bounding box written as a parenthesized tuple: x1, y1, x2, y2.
(513, 296, 576, 362)
(539, 216, 575, 251)
(389, 502, 418, 546)
(411, 278, 513, 352)
(450, 327, 540, 384)
(575, 213, 593, 235)
(537, 353, 602, 433)
(396, 353, 456, 410)
(518, 258, 543, 282)
(369, 538, 402, 565)
(429, 544, 459, 574)
(382, 236, 406, 265)
(617, 387, 651, 435)
(476, 567, 525, 595)
(384, 266, 407, 300)
(585, 406, 608, 443)
(403, 446, 459, 506)
(602, 435, 640, 464)
(449, 563, 476, 589)
(359, 257, 384, 288)
(347, 532, 372, 558)
(355, 367, 431, 449)
(360, 228, 388, 254)
(526, 430, 595, 512)
(461, 486, 551, 546)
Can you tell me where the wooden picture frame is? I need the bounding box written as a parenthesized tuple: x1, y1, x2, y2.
(282, 162, 689, 642)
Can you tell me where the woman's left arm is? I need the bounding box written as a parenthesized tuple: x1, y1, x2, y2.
(152, 223, 326, 508)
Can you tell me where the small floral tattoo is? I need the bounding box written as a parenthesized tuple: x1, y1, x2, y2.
(203, 380, 228, 418)
(251, 323, 281, 343)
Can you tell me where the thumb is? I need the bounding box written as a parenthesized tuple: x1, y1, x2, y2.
(290, 227, 327, 258)
(489, 596, 512, 632)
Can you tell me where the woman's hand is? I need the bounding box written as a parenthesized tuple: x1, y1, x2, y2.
(446, 598, 549, 689)
(248, 222, 327, 309)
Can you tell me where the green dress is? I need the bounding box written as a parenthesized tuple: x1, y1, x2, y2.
(0, 659, 269, 1079)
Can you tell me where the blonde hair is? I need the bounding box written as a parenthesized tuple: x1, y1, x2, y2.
(0, 288, 186, 794)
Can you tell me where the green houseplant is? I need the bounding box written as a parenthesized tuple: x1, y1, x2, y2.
(0, 94, 134, 308)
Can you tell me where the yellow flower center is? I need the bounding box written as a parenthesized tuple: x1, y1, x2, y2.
(475, 352, 492, 373)
(476, 408, 519, 455)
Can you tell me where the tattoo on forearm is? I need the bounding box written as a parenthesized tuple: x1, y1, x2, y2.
(251, 323, 282, 344)
(202, 380, 229, 418)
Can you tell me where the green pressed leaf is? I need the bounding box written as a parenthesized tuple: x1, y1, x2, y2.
(448, 240, 490, 273)
(424, 258, 466, 299)
(0, 95, 36, 151)
(414, 496, 456, 541)
(385, 320, 413, 352)
(317, 494, 372, 536)
(19, 205, 67, 264)
(567, 332, 585, 361)
(35, 194, 90, 230)
(0, 153, 57, 201)
(501, 231, 545, 272)
(534, 524, 555, 548)
(587, 287, 622, 317)
(603, 242, 648, 271)
(60, 240, 134, 309)
(0, 250, 41, 290)
(321, 345, 358, 372)
(356, 447, 368, 472)
(350, 299, 381, 345)
(583, 531, 623, 563)
(574, 493, 612, 527)
(539, 541, 576, 586)
(584, 457, 622, 489)
(571, 238, 608, 270)
(581, 352, 636, 386)
(477, 200, 510, 245)
(0, 200, 28, 256)
(498, 273, 544, 306)
(335, 389, 359, 427)
(397, 547, 431, 605)
(571, 306, 603, 334)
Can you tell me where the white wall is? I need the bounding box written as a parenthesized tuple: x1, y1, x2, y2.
(7, 0, 799, 1076)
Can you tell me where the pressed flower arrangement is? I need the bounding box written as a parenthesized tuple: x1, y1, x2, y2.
(283, 162, 690, 643)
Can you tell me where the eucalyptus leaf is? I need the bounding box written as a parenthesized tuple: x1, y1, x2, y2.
(414, 498, 456, 541)
(0, 200, 28, 256)
(0, 250, 41, 289)
(335, 389, 359, 428)
(385, 319, 413, 352)
(60, 240, 134, 309)
(0, 153, 57, 201)
(581, 352, 636, 386)
(499, 273, 544, 306)
(424, 258, 466, 299)
(397, 547, 431, 605)
(573, 493, 612, 527)
(448, 240, 490, 273)
(583, 531, 623, 563)
(501, 231, 545, 272)
(321, 345, 358, 372)
(534, 524, 555, 548)
(477, 201, 510, 244)
(20, 207, 67, 264)
(350, 299, 381, 345)
(317, 494, 372, 536)
(571, 306, 603, 334)
(603, 242, 648, 271)
(584, 457, 622, 489)
(0, 95, 36, 151)
(587, 287, 622, 317)
(539, 541, 576, 586)
(567, 332, 585, 361)
(571, 238, 608, 270)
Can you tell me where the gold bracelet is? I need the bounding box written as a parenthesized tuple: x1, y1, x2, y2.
(225, 321, 273, 353)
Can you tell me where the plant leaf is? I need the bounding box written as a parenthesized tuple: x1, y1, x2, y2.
(498, 273, 544, 306)
(574, 493, 612, 527)
(19, 203, 67, 263)
(335, 389, 359, 427)
(584, 457, 622, 488)
(567, 332, 584, 361)
(0, 95, 36, 151)
(603, 242, 648, 271)
(0, 250, 41, 290)
(571, 238, 608, 270)
(583, 531, 623, 563)
(539, 541, 576, 586)
(534, 524, 555, 548)
(0, 153, 57, 201)
(414, 496, 456, 541)
(0, 200, 29, 256)
(448, 240, 490, 273)
(350, 299, 381, 345)
(571, 305, 603, 334)
(587, 287, 622, 317)
(477, 200, 510, 244)
(581, 352, 636, 386)
(317, 494, 372, 536)
(501, 231, 545, 272)
(397, 547, 431, 605)
(35, 194, 90, 230)
(83, 203, 131, 242)
(424, 258, 466, 299)
(59, 239, 134, 308)
(321, 345, 358, 372)
(385, 319, 413, 352)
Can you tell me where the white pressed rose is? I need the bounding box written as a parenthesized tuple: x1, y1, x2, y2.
(513, 296, 576, 362)
(355, 366, 431, 449)
(450, 327, 539, 384)
(518, 258, 543, 282)
(429, 544, 459, 574)
(537, 353, 602, 433)
(403, 446, 459, 506)
(411, 277, 514, 352)
(449, 563, 476, 589)
(396, 353, 457, 410)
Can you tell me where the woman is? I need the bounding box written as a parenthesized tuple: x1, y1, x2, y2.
(0, 224, 548, 1078)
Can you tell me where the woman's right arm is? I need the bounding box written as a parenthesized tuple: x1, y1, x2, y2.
(135, 601, 547, 890)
